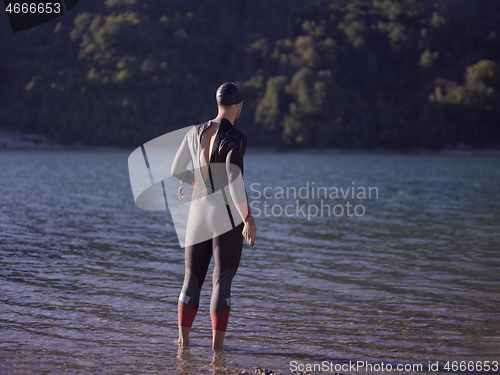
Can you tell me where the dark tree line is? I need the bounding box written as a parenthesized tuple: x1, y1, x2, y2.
(1, 0, 499, 150)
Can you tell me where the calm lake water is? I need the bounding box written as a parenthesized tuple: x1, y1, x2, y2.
(1, 150, 499, 374)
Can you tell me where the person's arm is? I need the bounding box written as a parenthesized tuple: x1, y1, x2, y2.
(171, 132, 194, 185)
(226, 137, 256, 245)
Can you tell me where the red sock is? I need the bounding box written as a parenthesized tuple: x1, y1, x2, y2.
(210, 309, 230, 332)
(178, 301, 197, 327)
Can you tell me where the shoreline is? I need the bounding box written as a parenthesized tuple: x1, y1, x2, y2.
(0, 130, 132, 152)
(1, 130, 499, 156)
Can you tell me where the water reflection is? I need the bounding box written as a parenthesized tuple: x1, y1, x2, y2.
(1, 151, 499, 374)
(176, 347, 193, 374)
(211, 351, 231, 375)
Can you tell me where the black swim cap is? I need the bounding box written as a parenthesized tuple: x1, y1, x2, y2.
(216, 82, 243, 106)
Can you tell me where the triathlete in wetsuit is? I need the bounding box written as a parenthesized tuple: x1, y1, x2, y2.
(171, 82, 257, 351)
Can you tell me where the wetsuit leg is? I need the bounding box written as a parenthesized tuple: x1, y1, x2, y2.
(210, 222, 244, 331)
(178, 238, 212, 327)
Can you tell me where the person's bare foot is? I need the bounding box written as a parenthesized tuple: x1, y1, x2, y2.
(212, 329, 225, 351)
(178, 326, 190, 347)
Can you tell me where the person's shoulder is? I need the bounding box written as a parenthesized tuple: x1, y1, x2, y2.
(224, 125, 247, 159)
(188, 121, 209, 138)
(229, 125, 246, 139)
(180, 125, 198, 141)
(194, 121, 209, 131)
(226, 124, 247, 145)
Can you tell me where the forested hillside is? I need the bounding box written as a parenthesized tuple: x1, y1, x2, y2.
(1, 0, 500, 149)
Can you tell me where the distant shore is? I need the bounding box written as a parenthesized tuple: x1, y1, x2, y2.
(1, 129, 499, 155)
(0, 130, 130, 152)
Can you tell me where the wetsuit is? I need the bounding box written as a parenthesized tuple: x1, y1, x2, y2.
(171, 118, 250, 332)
